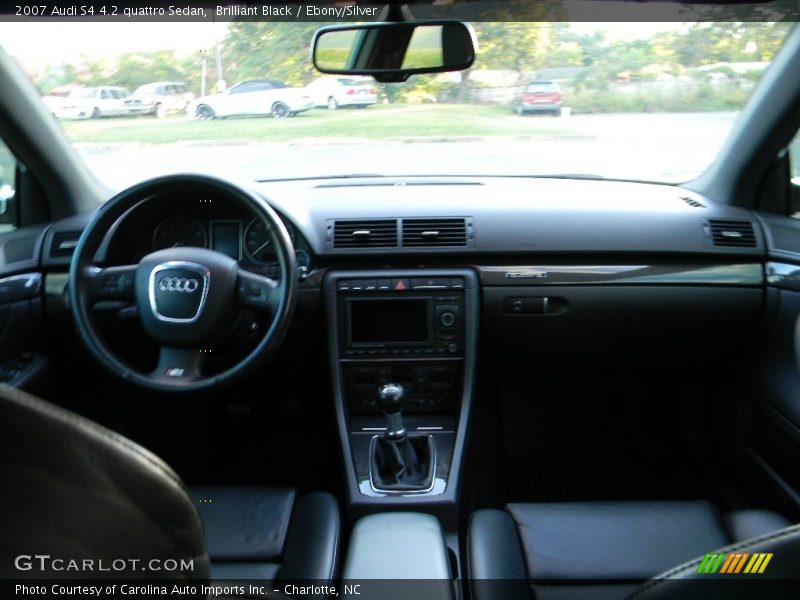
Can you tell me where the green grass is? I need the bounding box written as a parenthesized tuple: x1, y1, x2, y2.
(402, 48, 443, 69)
(314, 48, 351, 70)
(60, 104, 569, 144)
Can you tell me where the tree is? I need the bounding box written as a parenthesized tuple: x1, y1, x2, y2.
(222, 22, 320, 86)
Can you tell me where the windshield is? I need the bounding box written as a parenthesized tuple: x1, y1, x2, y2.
(526, 82, 559, 93)
(135, 84, 162, 94)
(1, 19, 792, 189)
(338, 78, 372, 86)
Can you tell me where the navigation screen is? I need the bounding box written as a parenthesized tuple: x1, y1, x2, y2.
(349, 298, 430, 344)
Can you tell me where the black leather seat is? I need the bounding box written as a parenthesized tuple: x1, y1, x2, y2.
(190, 486, 339, 584)
(468, 500, 799, 600)
(0, 384, 339, 590)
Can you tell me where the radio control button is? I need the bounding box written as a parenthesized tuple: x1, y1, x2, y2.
(376, 279, 391, 290)
(447, 343, 458, 353)
(411, 277, 449, 289)
(450, 278, 465, 289)
(439, 311, 456, 328)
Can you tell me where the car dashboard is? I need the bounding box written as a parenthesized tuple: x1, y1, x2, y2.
(2, 173, 795, 507)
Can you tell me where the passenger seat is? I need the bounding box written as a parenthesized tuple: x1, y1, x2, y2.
(467, 500, 798, 600)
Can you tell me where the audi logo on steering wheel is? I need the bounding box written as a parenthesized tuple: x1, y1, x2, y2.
(158, 277, 199, 293)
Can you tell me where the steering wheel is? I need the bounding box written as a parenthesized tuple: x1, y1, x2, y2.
(69, 174, 297, 393)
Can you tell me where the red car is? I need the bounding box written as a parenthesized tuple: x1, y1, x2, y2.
(513, 80, 563, 115)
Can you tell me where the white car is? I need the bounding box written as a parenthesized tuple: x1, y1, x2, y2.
(52, 86, 133, 119)
(186, 80, 313, 119)
(127, 81, 194, 118)
(305, 76, 378, 110)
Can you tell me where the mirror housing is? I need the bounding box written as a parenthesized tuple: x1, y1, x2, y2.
(312, 21, 476, 83)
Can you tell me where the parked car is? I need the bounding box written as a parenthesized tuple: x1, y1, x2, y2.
(512, 80, 563, 115)
(40, 94, 67, 116)
(52, 86, 134, 119)
(305, 76, 378, 109)
(186, 80, 313, 119)
(127, 81, 194, 118)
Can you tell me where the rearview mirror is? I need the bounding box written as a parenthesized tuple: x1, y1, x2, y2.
(312, 21, 476, 82)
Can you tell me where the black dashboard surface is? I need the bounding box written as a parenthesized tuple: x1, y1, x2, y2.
(33, 176, 773, 275)
(18, 175, 784, 369)
(254, 176, 764, 258)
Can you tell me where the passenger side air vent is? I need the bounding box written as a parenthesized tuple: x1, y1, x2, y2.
(49, 231, 81, 257)
(706, 219, 757, 248)
(333, 219, 398, 248)
(402, 218, 468, 247)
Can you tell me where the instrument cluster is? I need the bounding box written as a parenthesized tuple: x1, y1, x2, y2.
(123, 206, 312, 280)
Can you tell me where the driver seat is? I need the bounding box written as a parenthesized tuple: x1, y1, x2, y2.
(0, 384, 340, 587)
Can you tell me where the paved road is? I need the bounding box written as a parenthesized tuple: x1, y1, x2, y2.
(76, 112, 738, 190)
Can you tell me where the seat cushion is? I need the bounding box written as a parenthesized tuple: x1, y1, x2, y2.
(724, 509, 792, 543)
(190, 487, 339, 583)
(469, 500, 793, 600)
(0, 385, 210, 580)
(506, 501, 730, 581)
(191, 486, 296, 562)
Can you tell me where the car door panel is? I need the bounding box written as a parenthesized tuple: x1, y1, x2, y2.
(739, 213, 800, 521)
(0, 225, 51, 393)
(225, 86, 251, 115)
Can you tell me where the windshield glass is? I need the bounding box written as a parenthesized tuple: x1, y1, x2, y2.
(0, 19, 792, 189)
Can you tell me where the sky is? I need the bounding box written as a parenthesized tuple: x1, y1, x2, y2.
(0, 21, 684, 73)
(0, 22, 229, 70)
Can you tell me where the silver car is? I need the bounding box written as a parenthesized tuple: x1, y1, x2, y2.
(128, 82, 194, 118)
(53, 86, 133, 119)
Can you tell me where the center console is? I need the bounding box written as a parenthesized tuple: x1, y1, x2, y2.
(342, 512, 455, 600)
(325, 269, 478, 524)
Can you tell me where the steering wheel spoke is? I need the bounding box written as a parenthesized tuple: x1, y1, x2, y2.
(153, 347, 206, 382)
(237, 269, 282, 313)
(85, 265, 137, 301)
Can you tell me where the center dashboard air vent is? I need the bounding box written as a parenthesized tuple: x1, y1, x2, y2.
(705, 219, 757, 248)
(332, 219, 398, 248)
(402, 218, 469, 247)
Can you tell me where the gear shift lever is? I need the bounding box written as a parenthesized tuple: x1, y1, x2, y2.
(378, 383, 407, 440)
(370, 382, 436, 492)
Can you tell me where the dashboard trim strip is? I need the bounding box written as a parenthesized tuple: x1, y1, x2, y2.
(479, 263, 763, 286)
(766, 262, 800, 291)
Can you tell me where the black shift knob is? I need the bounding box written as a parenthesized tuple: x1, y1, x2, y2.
(378, 383, 406, 414)
(377, 383, 407, 440)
